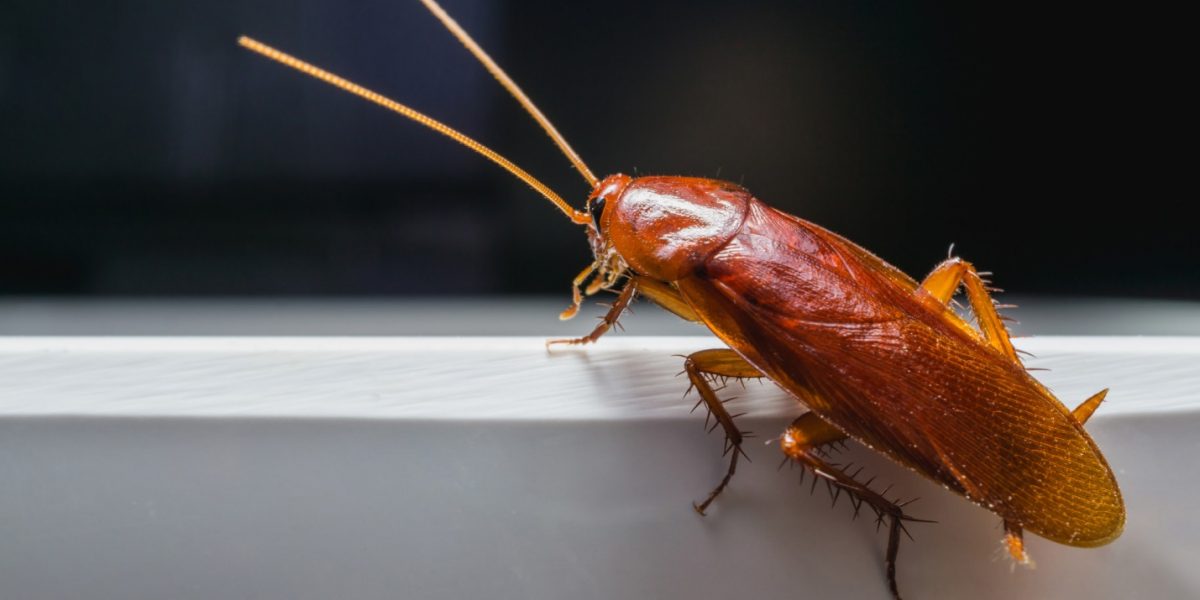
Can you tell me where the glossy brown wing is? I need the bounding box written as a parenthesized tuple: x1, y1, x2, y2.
(675, 199, 1124, 546)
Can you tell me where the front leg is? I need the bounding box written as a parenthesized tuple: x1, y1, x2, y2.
(548, 275, 699, 347)
(547, 280, 638, 347)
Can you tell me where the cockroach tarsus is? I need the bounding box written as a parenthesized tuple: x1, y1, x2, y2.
(239, 2, 1125, 598)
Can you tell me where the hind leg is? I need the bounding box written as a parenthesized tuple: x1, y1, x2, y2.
(918, 256, 1018, 362)
(780, 414, 920, 600)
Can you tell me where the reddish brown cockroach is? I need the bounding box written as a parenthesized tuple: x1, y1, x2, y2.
(239, 2, 1124, 597)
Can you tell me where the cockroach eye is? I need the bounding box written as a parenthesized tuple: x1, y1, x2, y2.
(588, 195, 607, 230)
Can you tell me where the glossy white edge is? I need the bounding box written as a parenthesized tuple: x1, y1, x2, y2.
(1, 336, 1197, 419)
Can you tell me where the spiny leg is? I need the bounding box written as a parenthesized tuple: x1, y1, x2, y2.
(781, 413, 920, 600)
(784, 412, 848, 458)
(547, 280, 637, 347)
(918, 256, 1018, 362)
(685, 349, 764, 515)
(549, 275, 699, 347)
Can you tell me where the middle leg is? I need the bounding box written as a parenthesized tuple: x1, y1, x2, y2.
(684, 348, 764, 515)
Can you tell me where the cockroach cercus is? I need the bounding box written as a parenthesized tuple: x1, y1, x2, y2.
(238, 1, 1124, 597)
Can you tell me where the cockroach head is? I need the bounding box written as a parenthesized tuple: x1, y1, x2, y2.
(587, 173, 633, 235)
(559, 174, 631, 321)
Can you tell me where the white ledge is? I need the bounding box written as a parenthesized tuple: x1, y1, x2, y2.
(2, 336, 1198, 419)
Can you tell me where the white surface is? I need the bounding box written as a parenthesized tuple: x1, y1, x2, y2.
(1, 336, 1198, 599)
(1, 336, 1198, 418)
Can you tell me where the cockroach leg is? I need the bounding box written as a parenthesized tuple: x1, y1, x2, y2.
(634, 276, 701, 322)
(547, 280, 638, 346)
(559, 261, 600, 320)
(1002, 520, 1033, 566)
(783, 412, 848, 452)
(588, 256, 625, 294)
(780, 413, 917, 600)
(917, 257, 1018, 362)
(684, 349, 765, 515)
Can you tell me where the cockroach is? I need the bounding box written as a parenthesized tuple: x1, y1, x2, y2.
(238, 1, 1124, 597)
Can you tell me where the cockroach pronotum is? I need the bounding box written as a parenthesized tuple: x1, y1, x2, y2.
(238, 1, 1124, 597)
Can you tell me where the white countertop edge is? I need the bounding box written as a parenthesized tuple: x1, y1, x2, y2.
(1, 336, 1197, 419)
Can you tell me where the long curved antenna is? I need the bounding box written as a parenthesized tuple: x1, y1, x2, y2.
(419, 0, 598, 187)
(239, 37, 590, 224)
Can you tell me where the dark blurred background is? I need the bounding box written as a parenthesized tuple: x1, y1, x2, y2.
(1, 0, 1193, 298)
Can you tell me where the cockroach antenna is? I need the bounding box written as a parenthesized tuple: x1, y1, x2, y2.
(416, 0, 598, 187)
(236, 37, 591, 225)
